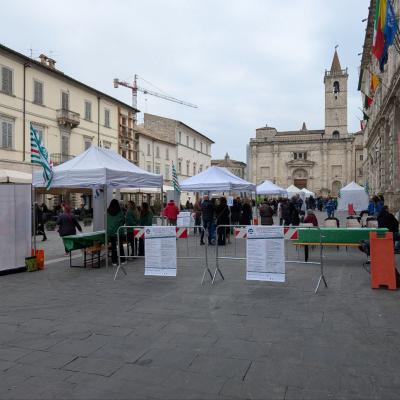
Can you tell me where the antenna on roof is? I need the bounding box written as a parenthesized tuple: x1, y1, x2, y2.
(335, 44, 339, 50)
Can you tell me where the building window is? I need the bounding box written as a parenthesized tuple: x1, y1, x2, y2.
(165, 165, 170, 180)
(193, 138, 196, 149)
(166, 148, 169, 160)
(193, 164, 196, 175)
(84, 101, 92, 121)
(359, 154, 363, 161)
(0, 116, 14, 148)
(201, 142, 203, 153)
(61, 131, 70, 162)
(147, 143, 151, 156)
(103, 141, 111, 149)
(1, 66, 13, 95)
(332, 131, 340, 139)
(104, 109, 110, 128)
(33, 80, 43, 105)
(121, 116, 127, 126)
(155, 164, 160, 174)
(156, 146, 160, 158)
(293, 152, 307, 160)
(61, 91, 69, 110)
(178, 131, 182, 143)
(31, 123, 44, 143)
(178, 161, 182, 174)
(199, 164, 203, 173)
(358, 168, 363, 177)
(186, 160, 190, 176)
(186, 135, 189, 147)
(146, 162, 152, 172)
(84, 136, 92, 150)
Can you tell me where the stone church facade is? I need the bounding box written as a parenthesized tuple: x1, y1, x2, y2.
(248, 51, 363, 197)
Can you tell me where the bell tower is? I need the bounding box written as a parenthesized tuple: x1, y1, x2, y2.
(324, 48, 348, 138)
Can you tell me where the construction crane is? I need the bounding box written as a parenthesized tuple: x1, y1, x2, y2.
(113, 74, 198, 115)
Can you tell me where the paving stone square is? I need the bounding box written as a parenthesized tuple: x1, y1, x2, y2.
(1, 212, 400, 399)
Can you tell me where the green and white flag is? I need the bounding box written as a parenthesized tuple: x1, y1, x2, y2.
(30, 123, 53, 190)
(171, 162, 181, 193)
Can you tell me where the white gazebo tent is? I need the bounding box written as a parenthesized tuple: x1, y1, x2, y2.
(180, 166, 256, 192)
(337, 181, 369, 211)
(256, 180, 287, 196)
(286, 184, 302, 198)
(32, 146, 163, 266)
(301, 188, 315, 198)
(0, 170, 32, 273)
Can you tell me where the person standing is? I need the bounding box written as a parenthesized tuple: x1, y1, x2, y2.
(216, 197, 230, 245)
(326, 197, 335, 218)
(126, 201, 139, 256)
(193, 200, 202, 234)
(259, 200, 274, 225)
(241, 199, 252, 225)
(289, 197, 300, 226)
(230, 198, 242, 225)
(200, 195, 215, 245)
(163, 200, 179, 226)
(138, 202, 153, 256)
(107, 199, 126, 266)
(56, 204, 82, 255)
(35, 203, 47, 241)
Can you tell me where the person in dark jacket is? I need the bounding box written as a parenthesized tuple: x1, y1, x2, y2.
(200, 195, 215, 245)
(216, 197, 230, 245)
(57, 204, 82, 255)
(378, 206, 399, 250)
(230, 198, 242, 225)
(259, 201, 274, 225)
(107, 199, 125, 266)
(126, 201, 139, 256)
(240, 199, 252, 225)
(138, 202, 153, 256)
(281, 199, 291, 226)
(289, 198, 300, 226)
(35, 203, 47, 241)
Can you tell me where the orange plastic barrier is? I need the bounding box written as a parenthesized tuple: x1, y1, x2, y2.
(348, 203, 355, 216)
(253, 218, 259, 225)
(31, 249, 45, 270)
(370, 232, 397, 290)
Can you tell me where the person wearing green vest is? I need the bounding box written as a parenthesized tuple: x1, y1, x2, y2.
(138, 202, 153, 256)
(107, 199, 126, 266)
(126, 201, 139, 256)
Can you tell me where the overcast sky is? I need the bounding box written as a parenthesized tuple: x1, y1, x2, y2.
(2, 0, 369, 162)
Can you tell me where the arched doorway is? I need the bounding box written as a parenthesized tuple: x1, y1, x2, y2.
(332, 181, 341, 197)
(293, 168, 308, 189)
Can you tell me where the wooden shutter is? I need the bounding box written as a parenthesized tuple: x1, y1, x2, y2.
(62, 92, 69, 110)
(34, 81, 43, 104)
(1, 67, 12, 94)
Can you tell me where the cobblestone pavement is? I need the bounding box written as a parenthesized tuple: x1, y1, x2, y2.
(1, 212, 400, 399)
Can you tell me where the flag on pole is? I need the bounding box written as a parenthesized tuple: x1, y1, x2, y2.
(30, 123, 53, 190)
(171, 162, 181, 193)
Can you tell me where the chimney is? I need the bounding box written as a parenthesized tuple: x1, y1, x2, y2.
(39, 54, 48, 65)
(47, 58, 56, 69)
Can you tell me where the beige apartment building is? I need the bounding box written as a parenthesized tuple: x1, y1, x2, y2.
(0, 44, 138, 207)
(358, 0, 400, 210)
(143, 113, 214, 200)
(248, 50, 364, 196)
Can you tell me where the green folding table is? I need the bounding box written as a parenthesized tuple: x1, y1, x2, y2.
(292, 228, 388, 261)
(62, 231, 106, 268)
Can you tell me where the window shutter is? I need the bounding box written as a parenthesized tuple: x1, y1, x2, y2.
(1, 121, 7, 147)
(7, 122, 12, 148)
(2, 67, 12, 94)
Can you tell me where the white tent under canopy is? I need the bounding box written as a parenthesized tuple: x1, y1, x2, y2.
(256, 180, 287, 196)
(337, 181, 369, 211)
(180, 166, 256, 192)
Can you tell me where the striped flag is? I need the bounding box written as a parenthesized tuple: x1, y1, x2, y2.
(30, 123, 53, 190)
(171, 162, 181, 193)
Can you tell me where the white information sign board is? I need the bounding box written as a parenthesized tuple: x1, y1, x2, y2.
(177, 211, 192, 227)
(227, 196, 234, 207)
(145, 226, 177, 276)
(246, 226, 285, 282)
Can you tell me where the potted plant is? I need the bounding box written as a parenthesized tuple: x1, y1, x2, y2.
(45, 220, 57, 231)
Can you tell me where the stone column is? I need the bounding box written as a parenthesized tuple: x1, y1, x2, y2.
(273, 144, 279, 183)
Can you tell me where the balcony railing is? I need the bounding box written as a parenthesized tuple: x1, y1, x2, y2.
(57, 109, 80, 129)
(51, 153, 74, 165)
